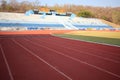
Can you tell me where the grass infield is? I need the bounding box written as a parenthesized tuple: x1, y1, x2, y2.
(54, 34, 120, 46)
(66, 31, 120, 39)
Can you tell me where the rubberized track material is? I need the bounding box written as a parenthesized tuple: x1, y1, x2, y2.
(0, 34, 120, 80)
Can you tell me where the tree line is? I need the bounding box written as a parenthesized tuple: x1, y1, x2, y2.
(0, 0, 120, 25)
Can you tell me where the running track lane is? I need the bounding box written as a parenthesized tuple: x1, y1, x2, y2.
(25, 35, 120, 62)
(22, 36, 120, 76)
(0, 34, 120, 80)
(0, 44, 12, 80)
(0, 37, 71, 80)
(34, 35, 120, 62)
(13, 34, 119, 80)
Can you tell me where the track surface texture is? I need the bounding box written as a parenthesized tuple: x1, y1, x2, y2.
(0, 34, 120, 80)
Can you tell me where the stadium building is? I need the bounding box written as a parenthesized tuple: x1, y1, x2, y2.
(0, 10, 119, 31)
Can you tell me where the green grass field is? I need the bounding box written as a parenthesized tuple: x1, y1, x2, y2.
(54, 31, 120, 46)
(67, 31, 120, 39)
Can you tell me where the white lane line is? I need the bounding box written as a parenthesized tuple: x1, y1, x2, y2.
(12, 39, 72, 80)
(34, 38, 120, 63)
(0, 44, 14, 80)
(52, 35, 120, 48)
(25, 38, 120, 79)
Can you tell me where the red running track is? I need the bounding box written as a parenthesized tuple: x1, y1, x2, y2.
(0, 34, 120, 80)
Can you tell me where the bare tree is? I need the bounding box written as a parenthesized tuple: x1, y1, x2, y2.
(19, 1, 33, 12)
(9, 0, 18, 8)
(32, 0, 40, 9)
(0, 0, 7, 11)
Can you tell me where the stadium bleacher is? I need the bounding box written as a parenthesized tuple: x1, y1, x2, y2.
(0, 12, 116, 31)
(0, 22, 65, 30)
(70, 17, 113, 30)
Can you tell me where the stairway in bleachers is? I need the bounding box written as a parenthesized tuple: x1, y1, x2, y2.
(60, 21, 78, 30)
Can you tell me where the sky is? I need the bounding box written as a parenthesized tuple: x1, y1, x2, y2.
(18, 0, 120, 7)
